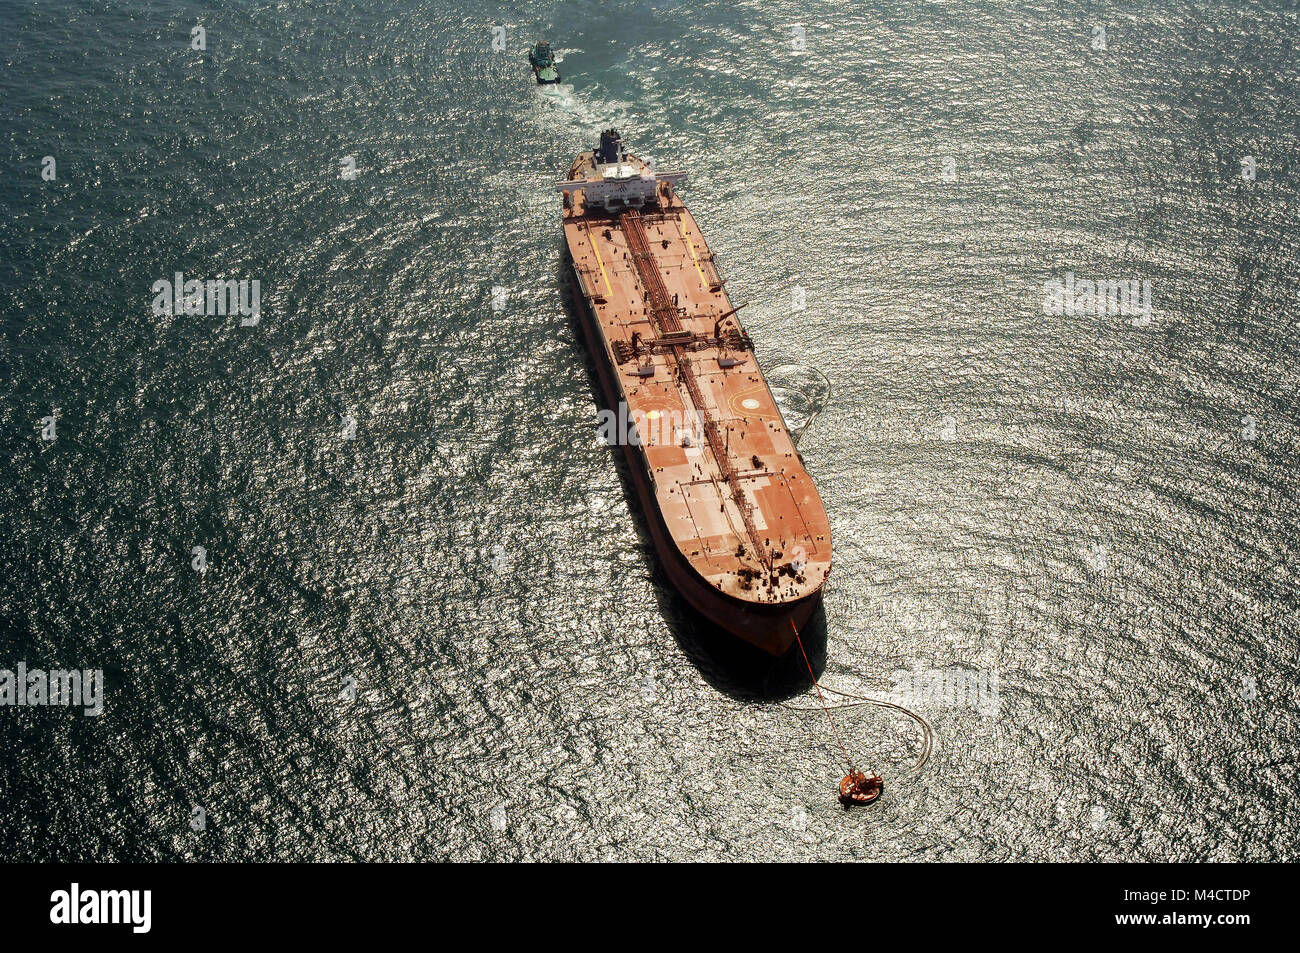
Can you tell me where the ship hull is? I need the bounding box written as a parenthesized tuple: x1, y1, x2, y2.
(567, 262, 819, 656)
(556, 133, 831, 659)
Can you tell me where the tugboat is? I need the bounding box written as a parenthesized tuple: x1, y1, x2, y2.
(528, 40, 560, 84)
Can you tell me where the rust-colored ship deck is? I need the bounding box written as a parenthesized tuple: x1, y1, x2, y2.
(558, 130, 831, 655)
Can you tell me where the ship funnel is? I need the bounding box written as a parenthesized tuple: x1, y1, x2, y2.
(597, 128, 622, 164)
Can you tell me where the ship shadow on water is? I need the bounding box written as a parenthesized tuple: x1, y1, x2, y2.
(558, 258, 827, 704)
(656, 590, 829, 704)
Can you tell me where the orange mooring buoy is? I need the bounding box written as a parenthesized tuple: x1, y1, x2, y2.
(838, 770, 883, 808)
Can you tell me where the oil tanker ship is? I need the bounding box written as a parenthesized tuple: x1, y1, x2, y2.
(557, 130, 832, 656)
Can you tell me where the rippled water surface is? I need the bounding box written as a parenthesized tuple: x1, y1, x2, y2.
(1, 0, 1297, 861)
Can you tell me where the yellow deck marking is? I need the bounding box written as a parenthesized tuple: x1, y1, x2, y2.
(677, 219, 711, 291)
(585, 223, 613, 298)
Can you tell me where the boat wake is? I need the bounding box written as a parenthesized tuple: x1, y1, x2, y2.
(766, 362, 832, 446)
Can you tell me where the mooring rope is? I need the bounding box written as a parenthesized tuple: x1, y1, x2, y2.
(818, 683, 934, 778)
(790, 621, 855, 772)
(782, 621, 935, 780)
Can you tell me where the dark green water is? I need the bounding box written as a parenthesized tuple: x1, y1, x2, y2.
(1, 0, 1296, 860)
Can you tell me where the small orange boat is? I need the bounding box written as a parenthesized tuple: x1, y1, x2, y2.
(557, 130, 832, 655)
(838, 771, 883, 807)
